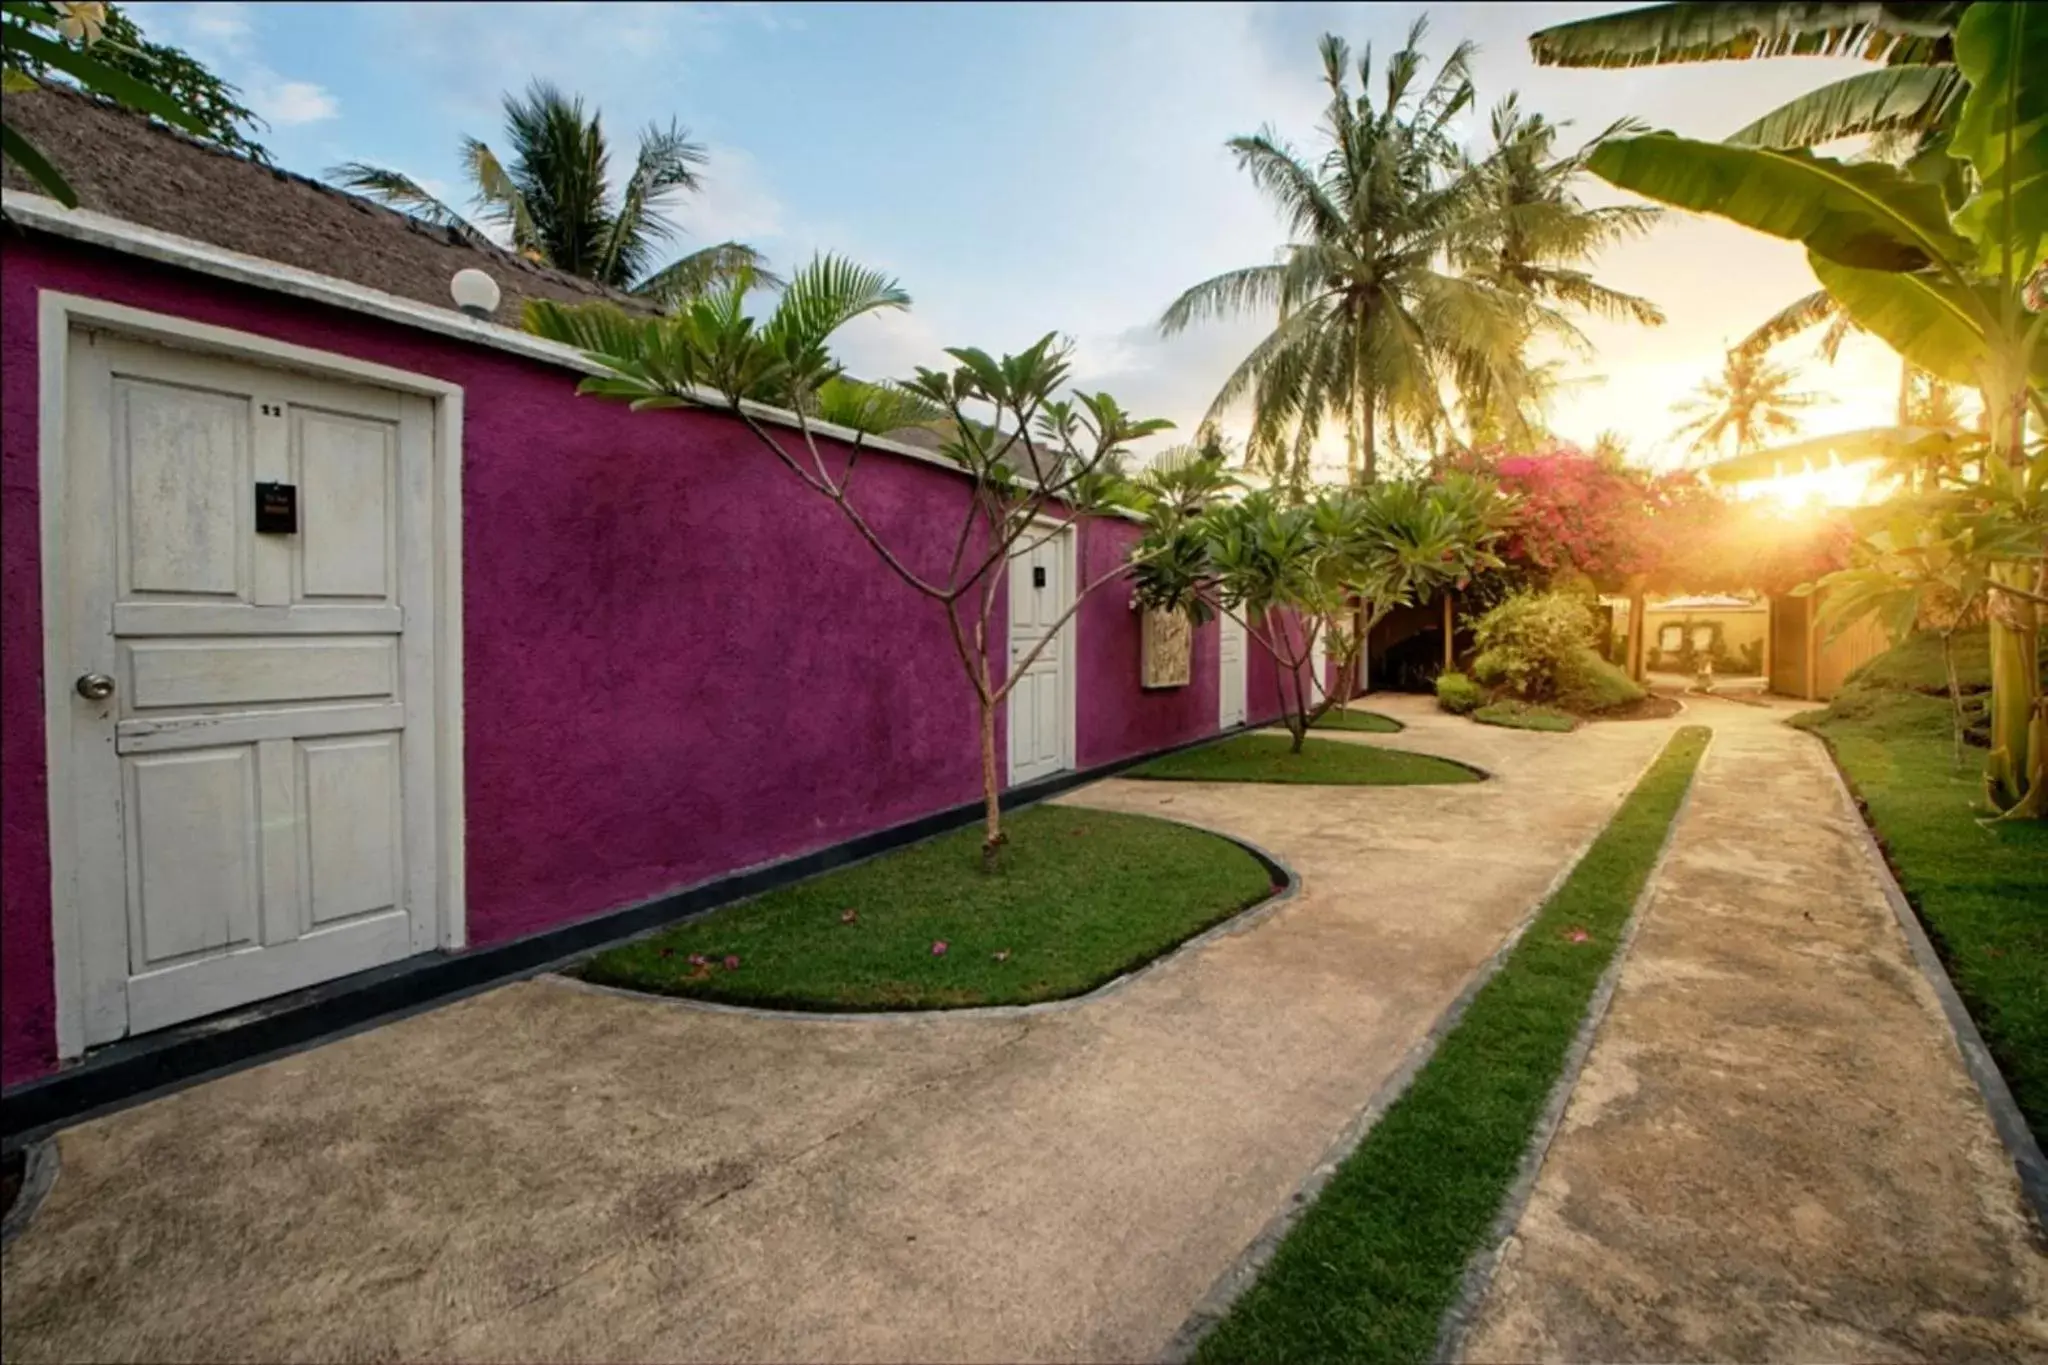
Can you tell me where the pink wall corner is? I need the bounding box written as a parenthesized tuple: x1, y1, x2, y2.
(1, 258, 56, 1087)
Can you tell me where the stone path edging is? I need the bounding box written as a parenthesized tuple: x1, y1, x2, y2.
(1811, 732, 2048, 1238)
(542, 818, 1302, 1025)
(1156, 731, 1687, 1365)
(1432, 732, 1712, 1362)
(0, 1141, 58, 1249)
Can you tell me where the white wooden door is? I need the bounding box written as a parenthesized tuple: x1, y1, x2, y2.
(1006, 526, 1074, 786)
(1218, 613, 1247, 729)
(59, 332, 439, 1045)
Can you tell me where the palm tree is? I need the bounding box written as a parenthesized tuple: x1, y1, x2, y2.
(329, 81, 772, 303)
(1670, 350, 1822, 459)
(1451, 96, 1665, 444)
(1161, 22, 1538, 488)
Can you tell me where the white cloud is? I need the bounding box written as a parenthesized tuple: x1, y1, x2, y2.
(249, 77, 338, 126)
(127, 3, 336, 125)
(175, 1, 252, 53)
(670, 145, 786, 246)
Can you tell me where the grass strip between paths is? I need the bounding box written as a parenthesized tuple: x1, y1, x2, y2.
(1191, 725, 1711, 1365)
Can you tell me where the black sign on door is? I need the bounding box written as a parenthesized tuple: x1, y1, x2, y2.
(255, 482, 298, 534)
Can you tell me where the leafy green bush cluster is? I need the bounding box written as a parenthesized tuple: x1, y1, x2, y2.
(1469, 591, 1645, 713)
(1471, 591, 1596, 698)
(1436, 671, 1484, 715)
(1559, 651, 1645, 712)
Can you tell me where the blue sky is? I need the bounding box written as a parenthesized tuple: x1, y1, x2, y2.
(125, 1, 1901, 472)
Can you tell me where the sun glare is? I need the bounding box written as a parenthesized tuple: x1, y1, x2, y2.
(1736, 456, 1887, 514)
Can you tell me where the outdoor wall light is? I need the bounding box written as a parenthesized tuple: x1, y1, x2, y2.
(450, 268, 501, 320)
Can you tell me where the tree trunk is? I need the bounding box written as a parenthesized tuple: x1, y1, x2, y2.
(1626, 588, 1647, 683)
(977, 671, 1004, 872)
(1983, 379, 2041, 816)
(1359, 387, 1378, 486)
(1442, 592, 1454, 674)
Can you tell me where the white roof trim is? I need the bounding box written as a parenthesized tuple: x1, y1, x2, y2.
(1, 189, 975, 481)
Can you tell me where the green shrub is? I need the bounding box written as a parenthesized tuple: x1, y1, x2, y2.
(1436, 671, 1484, 715)
(1471, 591, 1602, 701)
(1557, 649, 1646, 713)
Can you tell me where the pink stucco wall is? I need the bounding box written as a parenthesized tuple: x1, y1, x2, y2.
(0, 234, 1279, 1086)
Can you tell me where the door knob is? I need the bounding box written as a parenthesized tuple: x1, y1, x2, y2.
(75, 672, 115, 701)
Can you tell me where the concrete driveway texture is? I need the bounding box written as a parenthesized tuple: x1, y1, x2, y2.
(1462, 700, 2048, 1364)
(1, 698, 1673, 1363)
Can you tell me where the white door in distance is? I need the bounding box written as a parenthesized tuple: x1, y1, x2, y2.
(57, 332, 441, 1046)
(1006, 526, 1074, 785)
(1218, 613, 1247, 729)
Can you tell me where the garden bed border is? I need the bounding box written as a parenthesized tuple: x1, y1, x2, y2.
(1805, 729, 2048, 1238)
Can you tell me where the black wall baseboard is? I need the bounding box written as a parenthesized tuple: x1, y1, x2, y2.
(2, 718, 1273, 1150)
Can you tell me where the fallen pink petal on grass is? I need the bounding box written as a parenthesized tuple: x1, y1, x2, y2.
(931, 940, 948, 956)
(1565, 928, 1590, 943)
(840, 908, 859, 925)
(723, 955, 741, 970)
(687, 954, 708, 967)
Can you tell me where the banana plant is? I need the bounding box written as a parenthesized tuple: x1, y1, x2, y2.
(1580, 0, 2044, 813)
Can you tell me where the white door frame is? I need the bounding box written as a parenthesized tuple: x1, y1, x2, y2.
(1005, 517, 1077, 785)
(37, 292, 467, 1060)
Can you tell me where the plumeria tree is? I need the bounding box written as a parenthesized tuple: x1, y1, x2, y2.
(527, 257, 1170, 868)
(1132, 466, 1510, 750)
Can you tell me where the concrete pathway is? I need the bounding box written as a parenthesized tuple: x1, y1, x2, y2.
(1463, 699, 2048, 1364)
(0, 699, 1671, 1363)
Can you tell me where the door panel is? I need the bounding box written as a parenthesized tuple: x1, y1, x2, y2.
(123, 637, 398, 710)
(297, 410, 395, 601)
(60, 330, 439, 1048)
(300, 734, 403, 928)
(124, 746, 261, 970)
(117, 379, 251, 599)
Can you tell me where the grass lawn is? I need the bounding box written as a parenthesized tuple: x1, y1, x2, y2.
(575, 805, 1276, 1011)
(1130, 732, 1480, 786)
(1473, 700, 1576, 733)
(1192, 726, 1710, 1365)
(1793, 629, 2046, 1146)
(1308, 707, 1404, 733)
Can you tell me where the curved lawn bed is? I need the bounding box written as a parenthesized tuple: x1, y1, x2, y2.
(575, 806, 1277, 1011)
(1129, 732, 1483, 785)
(1309, 708, 1404, 733)
(1473, 700, 1576, 732)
